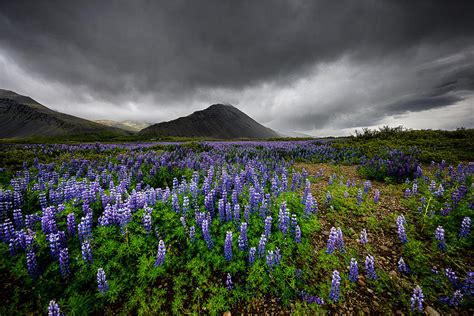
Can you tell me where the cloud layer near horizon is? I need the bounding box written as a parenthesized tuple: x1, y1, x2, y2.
(0, 0, 473, 135)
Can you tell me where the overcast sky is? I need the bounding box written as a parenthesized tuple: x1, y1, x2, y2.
(0, 0, 473, 136)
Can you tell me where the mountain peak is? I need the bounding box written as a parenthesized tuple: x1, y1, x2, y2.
(140, 103, 279, 139)
(208, 103, 235, 109)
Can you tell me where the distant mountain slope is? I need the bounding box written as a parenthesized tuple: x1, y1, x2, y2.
(95, 120, 150, 132)
(0, 89, 130, 138)
(139, 104, 280, 139)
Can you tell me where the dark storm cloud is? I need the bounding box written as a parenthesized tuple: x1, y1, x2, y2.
(0, 0, 473, 133)
(387, 95, 463, 115)
(1, 0, 474, 96)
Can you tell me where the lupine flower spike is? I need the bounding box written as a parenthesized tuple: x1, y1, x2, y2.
(398, 257, 409, 274)
(226, 273, 233, 290)
(349, 258, 358, 282)
(155, 240, 166, 266)
(435, 226, 446, 250)
(48, 300, 61, 316)
(329, 270, 341, 303)
(459, 217, 471, 238)
(410, 285, 424, 312)
(97, 268, 109, 294)
(365, 254, 376, 280)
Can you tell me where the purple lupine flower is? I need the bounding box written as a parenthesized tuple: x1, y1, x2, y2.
(344, 191, 349, 198)
(66, 213, 75, 236)
(13, 209, 24, 229)
(325, 191, 332, 204)
(202, 219, 213, 249)
(78, 214, 92, 242)
(225, 202, 232, 222)
(244, 205, 250, 222)
(274, 247, 281, 266)
(224, 231, 233, 261)
(42, 207, 57, 235)
(326, 227, 338, 254)
(360, 229, 368, 245)
(374, 189, 380, 203)
(233, 203, 240, 223)
(295, 224, 301, 243)
(304, 193, 316, 215)
(218, 199, 225, 221)
(118, 207, 131, 233)
(349, 258, 358, 282)
(81, 240, 93, 263)
(459, 217, 471, 238)
(396, 215, 408, 244)
(302, 179, 310, 204)
(25, 213, 40, 230)
(26, 249, 37, 276)
(398, 257, 409, 274)
(180, 216, 187, 231)
(435, 184, 444, 197)
(416, 165, 423, 178)
(449, 290, 463, 307)
(48, 233, 60, 259)
(266, 250, 274, 269)
(59, 247, 69, 277)
(412, 182, 418, 195)
(97, 268, 109, 293)
(249, 247, 256, 265)
(404, 188, 412, 198)
(143, 207, 152, 234)
(238, 222, 247, 250)
(363, 180, 371, 193)
(429, 180, 436, 192)
(226, 273, 233, 290)
(291, 213, 298, 230)
(39, 192, 47, 209)
(280, 174, 288, 192)
(278, 203, 290, 235)
(329, 270, 341, 303)
(182, 196, 189, 214)
(189, 225, 195, 242)
(441, 203, 451, 216)
(48, 300, 61, 316)
(410, 285, 424, 312)
(446, 268, 459, 288)
(232, 189, 238, 206)
(171, 193, 179, 213)
(258, 234, 267, 258)
(463, 271, 473, 296)
(8, 240, 15, 256)
(336, 228, 345, 252)
(303, 295, 325, 305)
(155, 240, 166, 266)
(435, 226, 446, 250)
(365, 254, 376, 280)
(264, 216, 272, 238)
(1, 219, 14, 243)
(356, 189, 363, 205)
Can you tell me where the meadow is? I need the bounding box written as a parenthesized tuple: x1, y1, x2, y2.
(0, 129, 473, 314)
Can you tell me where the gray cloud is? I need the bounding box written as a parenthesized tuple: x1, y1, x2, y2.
(0, 0, 473, 134)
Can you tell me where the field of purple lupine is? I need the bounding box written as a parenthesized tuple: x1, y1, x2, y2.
(0, 140, 472, 314)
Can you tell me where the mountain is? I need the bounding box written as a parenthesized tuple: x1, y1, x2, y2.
(121, 120, 151, 132)
(95, 120, 150, 132)
(278, 130, 314, 138)
(139, 104, 280, 139)
(0, 89, 130, 138)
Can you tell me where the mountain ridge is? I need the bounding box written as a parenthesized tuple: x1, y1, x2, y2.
(0, 89, 130, 138)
